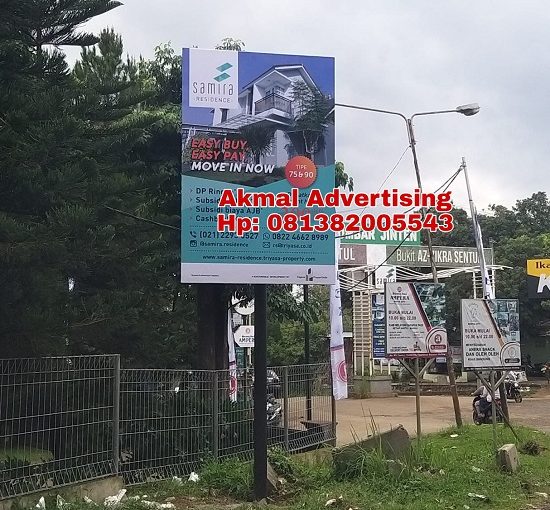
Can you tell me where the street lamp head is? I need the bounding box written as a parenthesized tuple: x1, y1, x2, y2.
(456, 103, 480, 116)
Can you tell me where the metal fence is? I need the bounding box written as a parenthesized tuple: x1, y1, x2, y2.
(1, 356, 335, 498)
(0, 356, 118, 499)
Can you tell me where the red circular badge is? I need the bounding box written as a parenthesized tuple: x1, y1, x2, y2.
(285, 156, 317, 188)
(337, 360, 348, 383)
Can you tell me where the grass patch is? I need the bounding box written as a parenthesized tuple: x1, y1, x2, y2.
(0, 447, 53, 463)
(19, 427, 550, 510)
(290, 424, 550, 510)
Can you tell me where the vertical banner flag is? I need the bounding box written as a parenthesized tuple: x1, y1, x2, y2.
(227, 309, 238, 402)
(461, 299, 521, 370)
(330, 238, 348, 399)
(385, 282, 448, 358)
(472, 205, 494, 299)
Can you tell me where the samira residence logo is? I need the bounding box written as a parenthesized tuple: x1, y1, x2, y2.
(188, 49, 239, 108)
(192, 63, 235, 95)
(214, 62, 232, 82)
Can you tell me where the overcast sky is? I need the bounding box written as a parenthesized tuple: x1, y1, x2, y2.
(66, 0, 550, 213)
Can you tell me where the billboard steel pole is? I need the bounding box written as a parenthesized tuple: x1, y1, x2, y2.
(304, 284, 313, 422)
(253, 284, 267, 500)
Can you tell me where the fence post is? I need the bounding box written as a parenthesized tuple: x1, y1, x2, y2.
(112, 355, 120, 475)
(283, 366, 289, 451)
(212, 371, 219, 459)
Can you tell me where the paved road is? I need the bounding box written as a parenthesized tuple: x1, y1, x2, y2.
(335, 385, 550, 445)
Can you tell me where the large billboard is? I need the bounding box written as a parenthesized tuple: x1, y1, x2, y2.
(385, 282, 448, 358)
(527, 259, 550, 299)
(181, 48, 335, 284)
(461, 299, 521, 370)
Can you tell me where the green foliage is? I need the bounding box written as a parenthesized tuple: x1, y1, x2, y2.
(431, 193, 550, 343)
(215, 38, 245, 51)
(290, 80, 333, 162)
(335, 161, 353, 191)
(292, 425, 550, 510)
(239, 124, 276, 164)
(0, 8, 199, 365)
(199, 457, 252, 499)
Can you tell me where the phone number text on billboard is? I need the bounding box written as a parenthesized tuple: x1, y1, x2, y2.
(217, 212, 454, 237)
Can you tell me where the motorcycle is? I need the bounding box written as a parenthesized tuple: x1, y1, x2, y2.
(505, 379, 523, 403)
(472, 396, 503, 425)
(266, 394, 282, 427)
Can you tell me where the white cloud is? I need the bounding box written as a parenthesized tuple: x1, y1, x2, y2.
(66, 0, 550, 210)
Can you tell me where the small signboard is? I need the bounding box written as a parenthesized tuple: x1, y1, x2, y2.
(338, 243, 368, 266)
(234, 325, 255, 348)
(385, 282, 448, 358)
(371, 293, 386, 359)
(461, 299, 521, 370)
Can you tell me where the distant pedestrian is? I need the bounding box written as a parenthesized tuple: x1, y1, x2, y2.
(543, 362, 550, 385)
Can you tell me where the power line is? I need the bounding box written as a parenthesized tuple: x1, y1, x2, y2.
(337, 146, 410, 238)
(339, 166, 464, 294)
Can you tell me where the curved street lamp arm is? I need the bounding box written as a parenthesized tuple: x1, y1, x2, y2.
(335, 103, 408, 123)
(410, 109, 458, 120)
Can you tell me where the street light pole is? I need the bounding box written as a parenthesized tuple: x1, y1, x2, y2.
(406, 118, 439, 285)
(406, 116, 462, 429)
(335, 102, 480, 430)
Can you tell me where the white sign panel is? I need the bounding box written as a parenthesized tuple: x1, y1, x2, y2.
(385, 282, 448, 358)
(188, 49, 240, 109)
(461, 299, 521, 370)
(234, 325, 255, 348)
(375, 265, 396, 290)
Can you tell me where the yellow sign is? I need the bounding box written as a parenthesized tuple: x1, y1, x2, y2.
(527, 259, 550, 276)
(527, 259, 550, 298)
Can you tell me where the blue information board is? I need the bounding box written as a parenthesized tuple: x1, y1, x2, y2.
(372, 293, 386, 359)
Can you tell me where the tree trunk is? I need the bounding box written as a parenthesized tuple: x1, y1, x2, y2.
(197, 284, 228, 370)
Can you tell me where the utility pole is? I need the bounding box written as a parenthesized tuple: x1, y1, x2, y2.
(408, 119, 462, 428)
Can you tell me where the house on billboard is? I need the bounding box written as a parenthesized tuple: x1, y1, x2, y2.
(211, 64, 335, 168)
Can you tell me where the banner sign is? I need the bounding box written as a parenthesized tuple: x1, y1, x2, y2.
(372, 293, 386, 359)
(338, 243, 368, 266)
(341, 229, 420, 246)
(386, 246, 494, 268)
(461, 299, 521, 370)
(330, 239, 348, 400)
(385, 282, 448, 358)
(234, 325, 255, 348)
(227, 310, 238, 402)
(527, 259, 550, 299)
(181, 48, 335, 284)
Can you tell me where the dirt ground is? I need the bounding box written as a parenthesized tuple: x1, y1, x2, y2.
(336, 385, 550, 445)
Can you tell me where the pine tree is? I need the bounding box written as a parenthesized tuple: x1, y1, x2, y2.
(0, 1, 120, 355)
